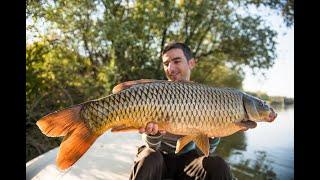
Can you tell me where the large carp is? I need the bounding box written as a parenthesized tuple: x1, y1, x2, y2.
(36, 79, 277, 170)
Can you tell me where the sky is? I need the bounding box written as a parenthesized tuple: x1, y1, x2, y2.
(241, 8, 294, 98)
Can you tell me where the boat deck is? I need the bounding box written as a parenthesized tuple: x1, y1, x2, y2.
(26, 132, 144, 180)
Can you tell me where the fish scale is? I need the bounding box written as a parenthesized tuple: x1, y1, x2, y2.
(80, 81, 246, 135)
(36, 79, 277, 170)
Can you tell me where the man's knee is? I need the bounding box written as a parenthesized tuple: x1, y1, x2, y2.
(136, 147, 164, 166)
(207, 156, 229, 167)
(130, 147, 164, 180)
(203, 156, 232, 179)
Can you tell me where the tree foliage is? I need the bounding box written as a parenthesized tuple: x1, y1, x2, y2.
(26, 0, 293, 162)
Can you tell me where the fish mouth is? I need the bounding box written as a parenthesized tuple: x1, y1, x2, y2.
(267, 109, 277, 122)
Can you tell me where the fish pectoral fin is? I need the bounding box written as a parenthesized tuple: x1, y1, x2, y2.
(176, 135, 196, 154)
(112, 79, 166, 94)
(235, 120, 257, 129)
(193, 133, 210, 156)
(111, 125, 138, 133)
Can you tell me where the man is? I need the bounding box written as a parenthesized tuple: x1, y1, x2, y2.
(129, 42, 233, 180)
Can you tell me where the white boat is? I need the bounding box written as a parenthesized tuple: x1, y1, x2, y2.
(26, 132, 144, 180)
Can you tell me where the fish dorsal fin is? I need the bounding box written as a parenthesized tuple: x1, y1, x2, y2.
(112, 79, 166, 94)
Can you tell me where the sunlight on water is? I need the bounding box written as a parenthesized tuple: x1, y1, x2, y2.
(218, 106, 294, 180)
(245, 107, 294, 149)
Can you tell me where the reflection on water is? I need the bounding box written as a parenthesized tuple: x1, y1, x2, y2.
(216, 105, 294, 180)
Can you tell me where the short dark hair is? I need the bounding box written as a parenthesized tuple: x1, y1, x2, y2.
(161, 42, 194, 61)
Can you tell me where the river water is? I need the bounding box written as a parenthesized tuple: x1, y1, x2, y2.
(216, 106, 294, 180)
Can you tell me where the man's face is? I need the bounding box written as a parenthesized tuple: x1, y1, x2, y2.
(162, 48, 195, 81)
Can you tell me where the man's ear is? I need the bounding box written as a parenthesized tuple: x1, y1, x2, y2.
(188, 58, 196, 69)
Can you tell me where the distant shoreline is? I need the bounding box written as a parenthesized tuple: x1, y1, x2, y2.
(244, 91, 294, 107)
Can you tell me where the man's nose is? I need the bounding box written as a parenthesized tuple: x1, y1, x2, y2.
(168, 62, 175, 72)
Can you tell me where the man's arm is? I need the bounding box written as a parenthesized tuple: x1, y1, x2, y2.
(139, 123, 166, 150)
(140, 123, 221, 154)
(142, 133, 163, 150)
(209, 137, 220, 155)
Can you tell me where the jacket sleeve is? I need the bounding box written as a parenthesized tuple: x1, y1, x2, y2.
(208, 137, 220, 156)
(141, 133, 163, 150)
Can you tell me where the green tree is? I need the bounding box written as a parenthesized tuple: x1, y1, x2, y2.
(26, 0, 294, 161)
(26, 38, 111, 161)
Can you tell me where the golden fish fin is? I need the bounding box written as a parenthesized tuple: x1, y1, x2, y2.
(57, 123, 99, 170)
(112, 79, 166, 94)
(235, 120, 257, 129)
(36, 104, 100, 170)
(36, 105, 83, 137)
(176, 135, 196, 154)
(111, 125, 138, 133)
(193, 133, 210, 156)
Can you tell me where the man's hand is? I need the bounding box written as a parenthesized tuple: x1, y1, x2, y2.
(184, 156, 207, 179)
(139, 122, 166, 135)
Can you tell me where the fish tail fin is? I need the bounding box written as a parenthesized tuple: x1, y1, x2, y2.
(36, 105, 99, 170)
(36, 105, 84, 137)
(57, 123, 98, 170)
